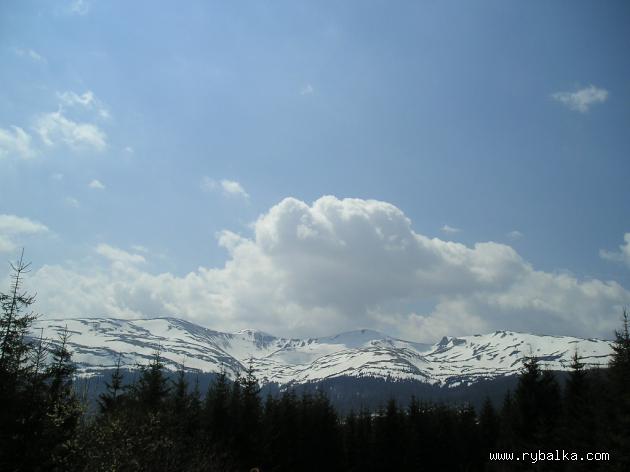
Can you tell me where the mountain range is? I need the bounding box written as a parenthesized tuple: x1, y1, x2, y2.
(35, 317, 613, 388)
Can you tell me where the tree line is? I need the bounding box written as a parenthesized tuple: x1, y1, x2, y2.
(1, 253, 630, 471)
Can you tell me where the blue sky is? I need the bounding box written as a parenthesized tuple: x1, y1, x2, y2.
(1, 0, 629, 341)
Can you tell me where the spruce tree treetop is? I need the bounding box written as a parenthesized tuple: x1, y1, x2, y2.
(133, 349, 171, 412)
(98, 352, 126, 414)
(609, 308, 630, 391)
(0, 249, 37, 378)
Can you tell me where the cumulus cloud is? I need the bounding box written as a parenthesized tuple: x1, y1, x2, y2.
(26, 196, 630, 342)
(201, 177, 249, 199)
(600, 233, 630, 268)
(300, 83, 314, 95)
(0, 126, 36, 159)
(441, 224, 461, 234)
(57, 90, 109, 119)
(96, 244, 146, 265)
(0, 215, 48, 253)
(88, 179, 105, 190)
(36, 111, 106, 151)
(552, 85, 608, 113)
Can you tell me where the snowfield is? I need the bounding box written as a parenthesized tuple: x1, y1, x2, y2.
(35, 317, 613, 387)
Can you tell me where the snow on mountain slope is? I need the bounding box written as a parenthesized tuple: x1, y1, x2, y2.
(35, 317, 614, 387)
(422, 331, 612, 386)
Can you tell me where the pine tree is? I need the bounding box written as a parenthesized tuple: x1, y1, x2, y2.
(0, 251, 42, 470)
(98, 353, 126, 414)
(561, 350, 595, 470)
(609, 308, 630, 392)
(0, 250, 36, 383)
(608, 308, 630, 470)
(171, 362, 190, 415)
(43, 327, 82, 469)
(497, 390, 518, 452)
(47, 327, 77, 402)
(234, 361, 262, 470)
(515, 355, 542, 444)
(133, 349, 170, 412)
(479, 397, 499, 452)
(204, 369, 231, 445)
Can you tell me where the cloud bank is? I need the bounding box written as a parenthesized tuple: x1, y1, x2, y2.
(17, 196, 630, 342)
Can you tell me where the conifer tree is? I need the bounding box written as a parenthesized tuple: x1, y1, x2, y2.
(538, 369, 561, 443)
(561, 350, 596, 470)
(133, 349, 170, 412)
(609, 308, 630, 391)
(47, 326, 76, 402)
(0, 250, 36, 383)
(238, 361, 263, 469)
(44, 327, 82, 469)
(0, 251, 43, 470)
(98, 353, 126, 414)
(497, 390, 518, 451)
(515, 354, 561, 448)
(479, 397, 499, 452)
(171, 363, 190, 415)
(608, 308, 630, 470)
(204, 369, 230, 445)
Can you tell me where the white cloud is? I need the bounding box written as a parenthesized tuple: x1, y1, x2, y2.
(0, 214, 48, 253)
(0, 215, 48, 235)
(600, 233, 630, 268)
(1, 90, 107, 160)
(50, 173, 64, 181)
(552, 85, 608, 113)
(65, 197, 80, 208)
(14, 48, 46, 63)
(58, 90, 95, 108)
(201, 177, 249, 199)
(36, 111, 106, 151)
(27, 196, 630, 342)
(96, 244, 146, 265)
(88, 179, 105, 190)
(124, 146, 134, 154)
(441, 224, 461, 234)
(57, 90, 109, 119)
(0, 126, 36, 159)
(300, 83, 314, 95)
(221, 180, 249, 198)
(508, 230, 523, 240)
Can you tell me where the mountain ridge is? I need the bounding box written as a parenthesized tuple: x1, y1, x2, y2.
(35, 317, 613, 388)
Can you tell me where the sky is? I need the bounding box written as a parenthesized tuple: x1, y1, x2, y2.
(1, 0, 630, 342)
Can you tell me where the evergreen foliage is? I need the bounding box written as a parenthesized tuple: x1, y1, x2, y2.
(0, 252, 82, 471)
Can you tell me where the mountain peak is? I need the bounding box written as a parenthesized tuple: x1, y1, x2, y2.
(34, 317, 613, 387)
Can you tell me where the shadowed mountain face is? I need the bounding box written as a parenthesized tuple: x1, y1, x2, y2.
(37, 317, 613, 388)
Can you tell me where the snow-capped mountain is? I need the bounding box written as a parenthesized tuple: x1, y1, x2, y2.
(35, 317, 613, 387)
